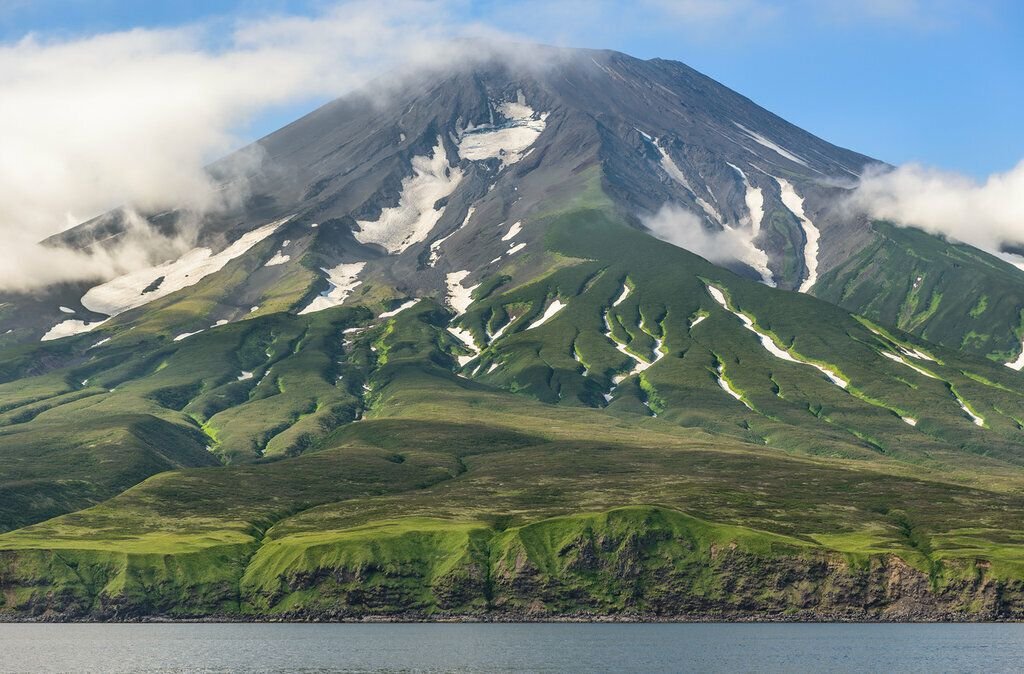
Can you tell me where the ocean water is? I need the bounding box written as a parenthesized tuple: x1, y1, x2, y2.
(1, 622, 1022, 672)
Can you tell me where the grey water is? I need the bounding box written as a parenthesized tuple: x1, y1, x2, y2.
(1, 622, 1022, 673)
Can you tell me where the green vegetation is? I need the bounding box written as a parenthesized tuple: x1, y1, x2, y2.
(2, 199, 1024, 620)
(813, 221, 1024, 361)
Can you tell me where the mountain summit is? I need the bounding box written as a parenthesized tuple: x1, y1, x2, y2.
(2, 46, 1024, 621)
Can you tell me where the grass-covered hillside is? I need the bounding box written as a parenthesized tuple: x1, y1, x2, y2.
(813, 221, 1024, 363)
(2, 203, 1024, 620)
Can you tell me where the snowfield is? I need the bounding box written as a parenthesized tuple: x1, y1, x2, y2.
(457, 94, 547, 169)
(298, 262, 366, 315)
(81, 217, 289, 317)
(355, 137, 463, 255)
(775, 178, 820, 293)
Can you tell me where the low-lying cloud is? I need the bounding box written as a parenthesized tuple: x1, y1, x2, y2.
(848, 161, 1024, 255)
(0, 0, 499, 292)
(643, 204, 774, 284)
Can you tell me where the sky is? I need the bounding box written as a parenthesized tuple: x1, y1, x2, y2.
(1, 0, 1020, 177)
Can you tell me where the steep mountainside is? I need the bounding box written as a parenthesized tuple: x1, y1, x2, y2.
(2, 45, 1024, 620)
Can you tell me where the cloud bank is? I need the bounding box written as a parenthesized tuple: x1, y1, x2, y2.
(849, 161, 1024, 255)
(0, 0, 491, 291)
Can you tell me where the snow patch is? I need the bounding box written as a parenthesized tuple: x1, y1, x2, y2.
(299, 262, 366, 315)
(173, 330, 204, 342)
(501, 221, 522, 242)
(41, 319, 107, 341)
(775, 178, 819, 293)
(1006, 339, 1024, 371)
(902, 417, 918, 426)
(379, 299, 420, 318)
(447, 325, 480, 367)
(82, 217, 288, 317)
(506, 242, 526, 256)
(445, 271, 480, 317)
(690, 314, 707, 329)
(238, 371, 254, 381)
(354, 137, 463, 255)
(264, 251, 290, 266)
(59, 306, 75, 314)
(525, 300, 566, 330)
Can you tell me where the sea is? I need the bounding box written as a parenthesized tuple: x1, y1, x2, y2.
(1, 622, 1022, 672)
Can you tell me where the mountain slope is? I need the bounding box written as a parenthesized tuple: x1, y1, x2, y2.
(2, 45, 1024, 620)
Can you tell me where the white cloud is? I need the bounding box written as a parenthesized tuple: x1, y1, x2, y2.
(0, 0, 489, 291)
(848, 161, 1024, 254)
(643, 204, 773, 283)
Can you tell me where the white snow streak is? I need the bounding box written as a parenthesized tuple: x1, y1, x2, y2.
(173, 330, 203, 342)
(706, 284, 848, 389)
(428, 207, 474, 267)
(612, 282, 631, 307)
(775, 178, 820, 293)
(716, 362, 751, 409)
(952, 390, 985, 427)
(880, 351, 939, 379)
(525, 300, 566, 330)
(379, 299, 420, 318)
(734, 123, 810, 167)
(354, 137, 463, 254)
(648, 133, 723, 225)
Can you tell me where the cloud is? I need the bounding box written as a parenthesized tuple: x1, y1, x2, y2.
(0, 0, 497, 291)
(848, 161, 1024, 255)
(642, 204, 774, 284)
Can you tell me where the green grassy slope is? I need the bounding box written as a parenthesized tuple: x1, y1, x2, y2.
(2, 200, 1024, 619)
(813, 221, 1024, 362)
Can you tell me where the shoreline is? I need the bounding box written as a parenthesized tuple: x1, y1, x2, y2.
(3, 611, 1021, 624)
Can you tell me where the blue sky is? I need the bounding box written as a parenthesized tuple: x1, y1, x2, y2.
(0, 0, 1021, 178)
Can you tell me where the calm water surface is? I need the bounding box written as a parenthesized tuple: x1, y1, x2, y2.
(1, 622, 1022, 673)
